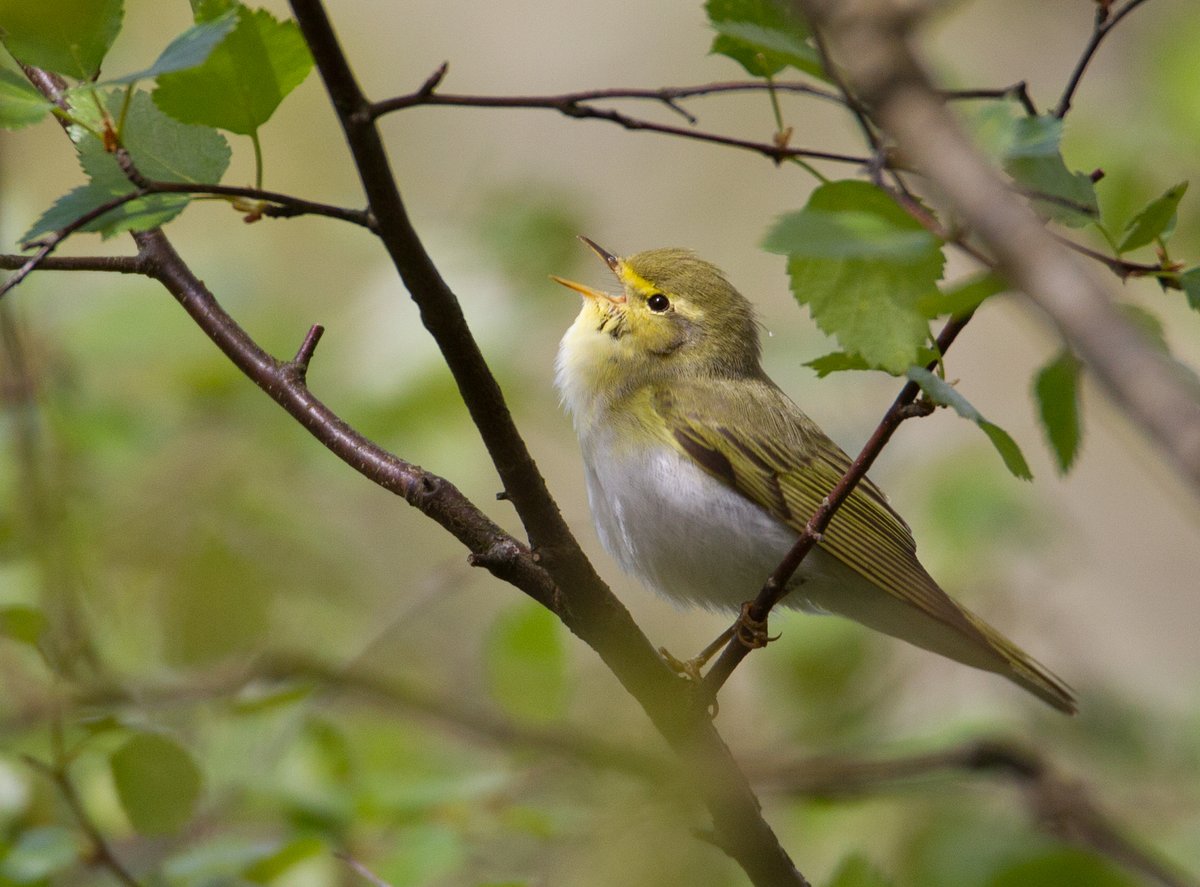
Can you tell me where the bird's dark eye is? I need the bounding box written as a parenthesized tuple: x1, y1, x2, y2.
(647, 293, 670, 312)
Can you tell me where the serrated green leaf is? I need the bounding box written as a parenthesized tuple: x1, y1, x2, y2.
(485, 602, 567, 724)
(906, 366, 1033, 479)
(1001, 116, 1098, 227)
(192, 0, 237, 21)
(918, 271, 1007, 319)
(826, 853, 893, 887)
(0, 67, 53, 128)
(0, 0, 123, 80)
(153, 6, 312, 135)
(111, 732, 203, 835)
(1180, 267, 1200, 312)
(806, 346, 939, 378)
(704, 0, 824, 79)
(805, 351, 872, 377)
(0, 605, 46, 646)
(103, 11, 238, 85)
(1033, 350, 1082, 473)
(24, 89, 229, 241)
(1118, 181, 1188, 253)
(764, 181, 943, 373)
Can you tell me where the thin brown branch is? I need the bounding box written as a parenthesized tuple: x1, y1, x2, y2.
(759, 739, 1196, 887)
(371, 69, 868, 167)
(0, 253, 146, 274)
(701, 317, 961, 695)
(944, 80, 1038, 116)
(0, 190, 151, 299)
(1055, 0, 1155, 118)
(23, 756, 143, 887)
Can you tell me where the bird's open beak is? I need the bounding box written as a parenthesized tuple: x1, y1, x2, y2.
(550, 236, 627, 304)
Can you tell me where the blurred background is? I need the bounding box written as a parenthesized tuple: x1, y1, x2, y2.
(1, 0, 1198, 884)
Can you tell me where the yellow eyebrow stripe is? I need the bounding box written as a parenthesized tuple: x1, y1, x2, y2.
(617, 261, 658, 295)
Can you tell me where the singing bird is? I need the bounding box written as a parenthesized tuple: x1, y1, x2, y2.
(553, 238, 1074, 713)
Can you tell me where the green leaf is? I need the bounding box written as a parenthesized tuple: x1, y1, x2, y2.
(485, 602, 567, 724)
(1180, 267, 1200, 311)
(704, 0, 824, 79)
(987, 848, 1139, 887)
(1118, 181, 1188, 253)
(111, 732, 203, 835)
(242, 836, 325, 884)
(1001, 116, 1098, 227)
(0, 0, 123, 79)
(24, 89, 230, 241)
(906, 366, 1033, 479)
(805, 351, 871, 377)
(0, 67, 53, 128)
(0, 826, 79, 883)
(826, 853, 893, 887)
(764, 180, 944, 374)
(1033, 350, 1082, 473)
(806, 346, 939, 378)
(103, 11, 238, 85)
(1117, 303, 1169, 351)
(153, 5, 313, 135)
(918, 272, 1007, 319)
(0, 605, 46, 646)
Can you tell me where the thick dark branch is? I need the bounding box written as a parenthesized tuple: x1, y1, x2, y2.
(130, 229, 558, 609)
(288, 4, 811, 884)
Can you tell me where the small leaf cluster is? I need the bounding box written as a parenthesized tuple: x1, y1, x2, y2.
(705, 0, 1200, 480)
(0, 0, 313, 239)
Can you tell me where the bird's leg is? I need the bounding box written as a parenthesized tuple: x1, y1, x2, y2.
(659, 626, 735, 682)
(733, 600, 775, 649)
(661, 603, 778, 685)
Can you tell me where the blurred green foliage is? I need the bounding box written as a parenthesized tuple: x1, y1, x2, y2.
(0, 1, 1197, 886)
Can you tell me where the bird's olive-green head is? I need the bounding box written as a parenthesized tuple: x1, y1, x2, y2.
(554, 238, 763, 412)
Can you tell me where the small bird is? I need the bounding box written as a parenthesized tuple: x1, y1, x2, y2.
(552, 237, 1075, 713)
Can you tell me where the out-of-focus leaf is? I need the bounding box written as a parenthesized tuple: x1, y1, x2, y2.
(918, 272, 1007, 319)
(23, 89, 230, 241)
(111, 732, 203, 835)
(906, 367, 1032, 479)
(153, 6, 313, 135)
(0, 605, 46, 646)
(1117, 303, 1169, 351)
(1118, 181, 1188, 253)
(0, 826, 79, 883)
(1177, 267, 1200, 312)
(485, 602, 567, 724)
(0, 0, 122, 80)
(103, 10, 238, 85)
(987, 848, 1139, 887)
(242, 836, 325, 884)
(0, 67, 53, 128)
(764, 180, 943, 374)
(1033, 350, 1082, 473)
(826, 853, 893, 887)
(1001, 116, 1098, 227)
(376, 823, 465, 887)
(704, 0, 824, 79)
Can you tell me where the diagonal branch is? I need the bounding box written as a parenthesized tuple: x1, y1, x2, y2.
(798, 0, 1200, 496)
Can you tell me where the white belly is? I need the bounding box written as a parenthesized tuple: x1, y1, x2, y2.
(581, 434, 859, 612)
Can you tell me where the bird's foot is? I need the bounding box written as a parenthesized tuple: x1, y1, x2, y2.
(734, 600, 777, 649)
